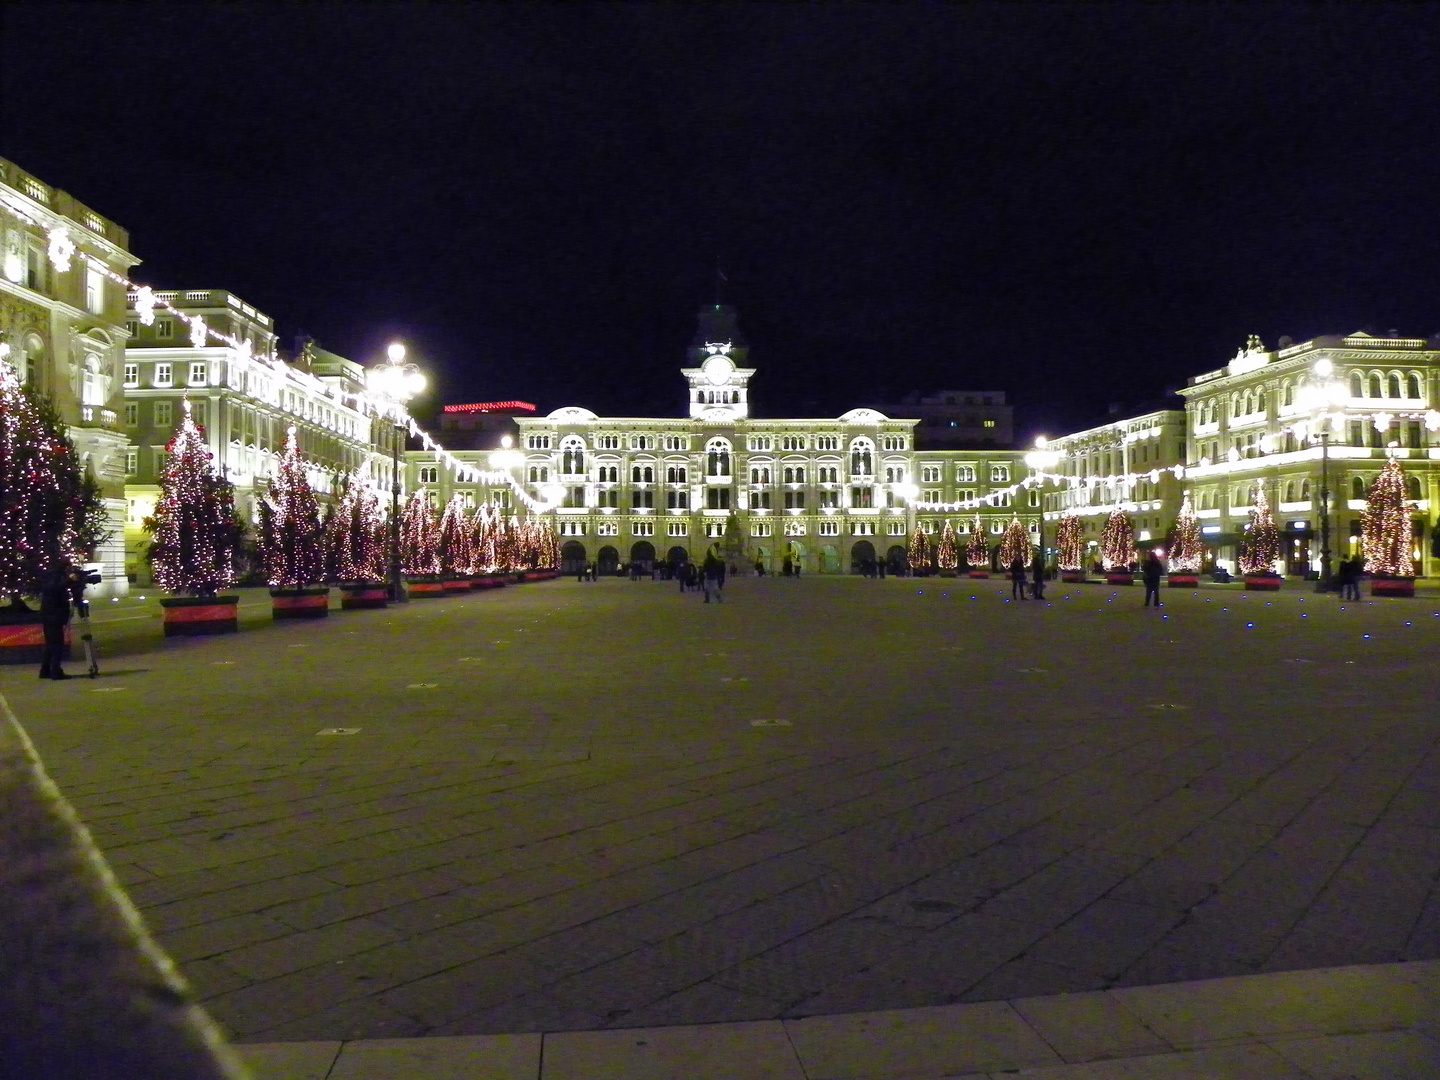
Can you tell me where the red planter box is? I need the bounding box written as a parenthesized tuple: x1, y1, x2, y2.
(1061, 571, 1086, 583)
(407, 578, 446, 597)
(1371, 577, 1415, 597)
(338, 584, 389, 610)
(472, 576, 508, 590)
(442, 579, 472, 592)
(1243, 575, 1281, 591)
(1167, 574, 1199, 587)
(161, 595, 239, 635)
(967, 571, 990, 579)
(1107, 572, 1134, 586)
(270, 587, 330, 619)
(0, 618, 70, 664)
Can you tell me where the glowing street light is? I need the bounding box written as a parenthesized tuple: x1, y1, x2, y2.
(1295, 358, 1347, 591)
(1025, 437, 1062, 572)
(368, 342, 426, 603)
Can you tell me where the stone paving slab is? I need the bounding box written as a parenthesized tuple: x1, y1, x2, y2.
(5, 578, 1440, 1040)
(234, 960, 1440, 1079)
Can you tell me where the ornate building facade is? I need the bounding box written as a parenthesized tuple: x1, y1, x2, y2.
(0, 158, 139, 594)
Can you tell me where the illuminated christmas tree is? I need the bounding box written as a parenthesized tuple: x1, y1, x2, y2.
(1100, 508, 1135, 571)
(258, 426, 325, 588)
(907, 525, 928, 574)
(998, 516, 1032, 568)
(936, 520, 959, 571)
(323, 470, 386, 582)
(494, 515, 520, 572)
(1239, 486, 1280, 575)
(1361, 457, 1414, 576)
(437, 494, 473, 575)
(145, 401, 239, 595)
(400, 491, 439, 576)
(470, 504, 500, 573)
(1056, 514, 1084, 572)
(1168, 492, 1203, 573)
(0, 349, 107, 602)
(965, 514, 989, 568)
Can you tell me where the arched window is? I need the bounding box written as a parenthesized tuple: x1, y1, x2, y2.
(1284, 481, 1296, 503)
(1369, 373, 1383, 398)
(848, 439, 874, 476)
(1389, 373, 1403, 399)
(1350, 372, 1363, 397)
(1301, 480, 1310, 500)
(1283, 383, 1294, 407)
(1352, 476, 1366, 500)
(705, 439, 731, 477)
(1254, 391, 1265, 414)
(1409, 373, 1423, 399)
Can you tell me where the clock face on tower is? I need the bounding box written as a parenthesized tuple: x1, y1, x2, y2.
(702, 355, 735, 386)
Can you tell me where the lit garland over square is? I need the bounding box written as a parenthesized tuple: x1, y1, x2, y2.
(1361, 457, 1414, 577)
(145, 401, 239, 596)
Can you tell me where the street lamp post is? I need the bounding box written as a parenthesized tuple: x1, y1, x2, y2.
(1297, 358, 1346, 592)
(1025, 437, 1061, 574)
(368, 343, 426, 604)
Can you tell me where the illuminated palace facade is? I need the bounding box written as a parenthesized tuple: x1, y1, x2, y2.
(411, 307, 1042, 574)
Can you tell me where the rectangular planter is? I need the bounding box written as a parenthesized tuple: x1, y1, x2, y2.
(406, 578, 447, 597)
(1107, 572, 1134, 585)
(1243, 576, 1282, 591)
(270, 587, 330, 619)
(338, 584, 389, 610)
(472, 576, 508, 590)
(1167, 574, 1200, 587)
(441, 579, 473, 593)
(161, 595, 240, 636)
(0, 619, 70, 665)
(1371, 578, 1415, 597)
(1061, 570, 1086, 583)
(967, 571, 990, 579)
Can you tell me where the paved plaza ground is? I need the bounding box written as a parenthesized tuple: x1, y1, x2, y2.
(3, 574, 1439, 1045)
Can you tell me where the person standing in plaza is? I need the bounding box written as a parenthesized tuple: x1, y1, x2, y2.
(38, 564, 74, 680)
(1142, 550, 1163, 607)
(1030, 551, 1045, 600)
(1009, 555, 1027, 600)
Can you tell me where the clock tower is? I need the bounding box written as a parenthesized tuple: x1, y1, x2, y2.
(681, 304, 756, 420)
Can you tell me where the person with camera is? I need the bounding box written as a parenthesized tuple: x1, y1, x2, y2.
(38, 563, 79, 680)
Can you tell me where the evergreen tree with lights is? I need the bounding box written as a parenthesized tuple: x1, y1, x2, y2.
(1361, 457, 1414, 577)
(999, 516, 1032, 568)
(437, 494, 472, 575)
(965, 514, 989, 570)
(399, 491, 440, 576)
(1056, 514, 1084, 572)
(1239, 486, 1280, 575)
(1100, 508, 1135, 571)
(722, 512, 745, 567)
(258, 427, 325, 588)
(1168, 491, 1203, 574)
(0, 351, 107, 604)
(145, 401, 240, 595)
(494, 515, 520, 572)
(936, 520, 959, 572)
(470, 503, 499, 573)
(906, 524, 928, 575)
(323, 470, 386, 583)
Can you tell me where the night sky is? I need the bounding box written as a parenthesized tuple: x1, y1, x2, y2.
(4, 4, 1438, 437)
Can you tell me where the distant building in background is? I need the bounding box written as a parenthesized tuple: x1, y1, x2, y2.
(0, 158, 138, 595)
(869, 390, 1014, 449)
(437, 400, 537, 449)
(122, 290, 386, 582)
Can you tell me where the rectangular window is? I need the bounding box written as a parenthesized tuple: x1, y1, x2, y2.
(492, 490, 510, 508)
(818, 520, 840, 536)
(784, 491, 805, 509)
(189, 361, 208, 386)
(124, 403, 138, 427)
(125, 450, 137, 475)
(564, 486, 585, 508)
(820, 490, 839, 508)
(630, 490, 655, 509)
(632, 521, 654, 536)
(154, 401, 172, 427)
(959, 489, 975, 502)
(922, 489, 941, 502)
(153, 363, 172, 387)
(85, 266, 104, 314)
(155, 318, 173, 339)
(666, 490, 689, 509)
(155, 450, 168, 474)
(706, 487, 731, 510)
(851, 487, 873, 508)
(751, 490, 771, 510)
(192, 402, 206, 429)
(125, 320, 138, 339)
(123, 362, 138, 387)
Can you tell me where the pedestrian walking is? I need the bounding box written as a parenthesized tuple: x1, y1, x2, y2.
(1142, 551, 1163, 607)
(1030, 553, 1045, 600)
(1009, 556, 1027, 600)
(38, 564, 74, 680)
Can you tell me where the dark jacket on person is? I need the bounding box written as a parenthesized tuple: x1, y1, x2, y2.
(39, 570, 74, 625)
(1142, 556, 1163, 587)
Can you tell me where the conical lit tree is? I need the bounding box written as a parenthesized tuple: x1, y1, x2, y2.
(907, 525, 928, 575)
(145, 400, 239, 595)
(470, 503, 499, 573)
(1056, 514, 1084, 572)
(1100, 508, 1135, 571)
(936, 520, 959, 571)
(258, 426, 325, 589)
(1361, 458, 1414, 576)
(0, 350, 107, 603)
(495, 515, 521, 572)
(437, 494, 472, 575)
(965, 514, 989, 569)
(323, 470, 386, 583)
(999, 516, 1032, 568)
(1168, 492, 1203, 573)
(1239, 486, 1280, 575)
(400, 491, 439, 576)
